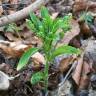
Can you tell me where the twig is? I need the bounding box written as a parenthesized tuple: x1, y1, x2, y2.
(0, 3, 27, 6)
(57, 60, 77, 95)
(0, 0, 50, 27)
(58, 60, 77, 87)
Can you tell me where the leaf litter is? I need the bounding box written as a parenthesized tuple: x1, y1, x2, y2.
(0, 0, 96, 96)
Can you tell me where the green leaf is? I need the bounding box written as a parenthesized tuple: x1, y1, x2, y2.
(85, 12, 93, 25)
(41, 6, 49, 18)
(30, 12, 41, 30)
(51, 19, 63, 33)
(17, 47, 38, 71)
(80, 12, 94, 25)
(26, 19, 36, 32)
(41, 7, 53, 32)
(62, 14, 72, 32)
(31, 71, 44, 85)
(52, 45, 80, 59)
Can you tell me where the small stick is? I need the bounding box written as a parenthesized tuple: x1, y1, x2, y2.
(58, 60, 77, 87)
(0, 0, 50, 26)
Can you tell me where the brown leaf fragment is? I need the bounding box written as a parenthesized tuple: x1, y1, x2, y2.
(72, 53, 84, 85)
(4, 32, 19, 41)
(76, 75, 90, 96)
(73, 0, 96, 13)
(59, 55, 76, 73)
(73, 0, 87, 13)
(80, 22, 91, 38)
(82, 61, 91, 75)
(0, 41, 32, 58)
(31, 52, 45, 65)
(69, 37, 81, 48)
(78, 60, 90, 90)
(77, 61, 91, 94)
(51, 12, 59, 20)
(19, 28, 33, 39)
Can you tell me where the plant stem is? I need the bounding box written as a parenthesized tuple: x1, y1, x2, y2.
(43, 53, 50, 92)
(44, 61, 49, 91)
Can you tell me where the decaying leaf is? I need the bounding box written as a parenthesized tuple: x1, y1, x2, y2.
(4, 32, 19, 41)
(32, 52, 45, 65)
(72, 53, 91, 87)
(80, 22, 91, 38)
(76, 61, 90, 94)
(73, 0, 96, 13)
(72, 53, 84, 85)
(73, 0, 88, 13)
(76, 75, 90, 96)
(69, 37, 81, 48)
(51, 12, 59, 20)
(82, 61, 90, 75)
(0, 41, 32, 57)
(59, 55, 76, 73)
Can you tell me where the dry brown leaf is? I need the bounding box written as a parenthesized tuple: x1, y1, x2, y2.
(4, 32, 19, 41)
(69, 37, 81, 48)
(73, 0, 87, 13)
(58, 19, 80, 46)
(0, 41, 32, 57)
(73, 0, 96, 13)
(77, 61, 90, 92)
(59, 55, 76, 73)
(79, 75, 90, 90)
(80, 22, 91, 38)
(51, 12, 59, 20)
(31, 52, 45, 71)
(24, 36, 43, 47)
(20, 28, 33, 39)
(72, 53, 84, 85)
(82, 61, 90, 75)
(31, 52, 45, 64)
(76, 75, 90, 95)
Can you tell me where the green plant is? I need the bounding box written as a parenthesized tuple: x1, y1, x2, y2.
(80, 12, 94, 25)
(4, 23, 21, 39)
(17, 7, 80, 91)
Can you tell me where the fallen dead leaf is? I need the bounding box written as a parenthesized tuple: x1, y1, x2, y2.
(77, 61, 90, 93)
(59, 55, 76, 73)
(69, 37, 81, 48)
(32, 52, 45, 64)
(4, 32, 19, 41)
(73, 0, 96, 13)
(51, 12, 59, 20)
(0, 41, 32, 58)
(76, 75, 90, 95)
(72, 53, 84, 85)
(19, 27, 33, 39)
(80, 22, 91, 38)
(73, 0, 88, 13)
(82, 61, 90, 75)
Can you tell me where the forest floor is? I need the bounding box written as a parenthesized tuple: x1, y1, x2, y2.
(0, 0, 96, 96)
